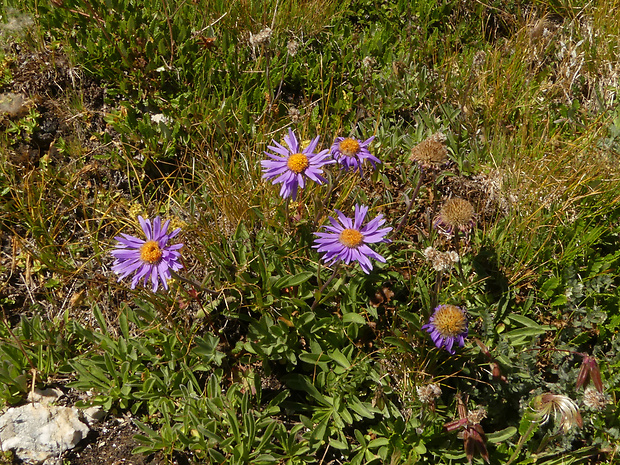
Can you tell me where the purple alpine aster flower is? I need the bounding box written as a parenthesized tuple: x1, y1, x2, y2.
(313, 204, 392, 274)
(422, 305, 468, 354)
(330, 136, 380, 175)
(111, 216, 183, 292)
(261, 128, 334, 200)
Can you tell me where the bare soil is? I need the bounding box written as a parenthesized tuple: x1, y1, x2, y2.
(64, 415, 191, 465)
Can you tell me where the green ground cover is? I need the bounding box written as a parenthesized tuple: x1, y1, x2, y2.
(1, 0, 619, 463)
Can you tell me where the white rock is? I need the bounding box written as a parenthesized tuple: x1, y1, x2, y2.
(83, 406, 105, 426)
(27, 387, 64, 405)
(0, 402, 90, 464)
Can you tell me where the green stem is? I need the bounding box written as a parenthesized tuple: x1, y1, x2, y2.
(506, 420, 539, 465)
(453, 229, 466, 282)
(393, 168, 424, 239)
(311, 263, 340, 311)
(170, 269, 218, 296)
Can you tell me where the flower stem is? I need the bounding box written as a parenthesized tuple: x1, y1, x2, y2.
(393, 168, 424, 239)
(313, 170, 342, 229)
(453, 229, 466, 281)
(506, 421, 538, 465)
(431, 270, 443, 310)
(170, 269, 218, 296)
(311, 264, 340, 311)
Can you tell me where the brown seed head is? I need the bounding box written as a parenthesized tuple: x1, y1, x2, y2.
(437, 198, 475, 233)
(410, 132, 448, 168)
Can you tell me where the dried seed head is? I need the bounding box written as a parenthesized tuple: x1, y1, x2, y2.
(410, 132, 449, 169)
(423, 246, 460, 272)
(250, 27, 272, 47)
(435, 198, 475, 234)
(532, 393, 583, 433)
(287, 39, 299, 56)
(416, 383, 442, 404)
(0, 92, 31, 119)
(362, 56, 376, 68)
(288, 106, 301, 123)
(467, 407, 487, 425)
(472, 50, 486, 71)
(582, 387, 609, 410)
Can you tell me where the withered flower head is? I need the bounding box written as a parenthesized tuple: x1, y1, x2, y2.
(416, 383, 442, 404)
(435, 198, 475, 235)
(462, 424, 490, 464)
(531, 393, 583, 434)
(467, 407, 487, 425)
(410, 132, 449, 169)
(249, 27, 272, 47)
(423, 246, 460, 272)
(444, 396, 490, 464)
(287, 39, 299, 56)
(583, 387, 610, 411)
(576, 354, 603, 393)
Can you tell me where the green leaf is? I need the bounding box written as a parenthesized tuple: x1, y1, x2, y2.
(329, 350, 350, 369)
(299, 353, 331, 365)
(398, 311, 421, 326)
(342, 313, 366, 325)
(551, 295, 568, 307)
(508, 314, 541, 327)
(273, 271, 314, 290)
(487, 426, 518, 443)
(368, 437, 389, 449)
(93, 305, 108, 335)
(384, 336, 414, 353)
(330, 438, 349, 450)
(540, 276, 561, 297)
(283, 374, 330, 406)
(255, 421, 278, 453)
(349, 400, 375, 419)
(504, 326, 554, 342)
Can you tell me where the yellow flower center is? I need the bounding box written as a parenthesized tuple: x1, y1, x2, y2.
(140, 240, 163, 264)
(433, 305, 467, 337)
(287, 153, 309, 174)
(339, 138, 361, 157)
(339, 228, 363, 248)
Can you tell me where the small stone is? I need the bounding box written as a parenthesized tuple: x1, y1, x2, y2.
(27, 387, 64, 405)
(0, 402, 90, 464)
(83, 406, 105, 426)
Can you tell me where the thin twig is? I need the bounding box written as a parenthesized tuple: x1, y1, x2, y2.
(192, 12, 229, 37)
